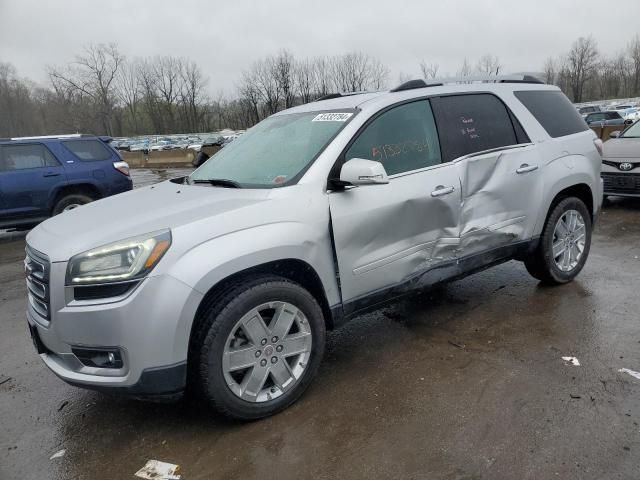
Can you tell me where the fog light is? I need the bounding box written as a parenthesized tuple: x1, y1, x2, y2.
(72, 348, 123, 369)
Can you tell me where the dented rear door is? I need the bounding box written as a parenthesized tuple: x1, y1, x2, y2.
(454, 145, 544, 254)
(328, 100, 462, 304)
(431, 93, 542, 256)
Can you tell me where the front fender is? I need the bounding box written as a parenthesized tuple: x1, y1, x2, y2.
(166, 221, 341, 308)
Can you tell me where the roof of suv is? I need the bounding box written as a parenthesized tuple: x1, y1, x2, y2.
(278, 78, 559, 117)
(0, 134, 110, 145)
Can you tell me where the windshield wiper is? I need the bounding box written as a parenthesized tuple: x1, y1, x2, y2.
(191, 178, 242, 188)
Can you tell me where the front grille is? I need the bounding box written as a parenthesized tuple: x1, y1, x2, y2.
(25, 246, 51, 321)
(601, 172, 640, 195)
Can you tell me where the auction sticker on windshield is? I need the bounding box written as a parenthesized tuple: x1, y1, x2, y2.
(312, 113, 353, 122)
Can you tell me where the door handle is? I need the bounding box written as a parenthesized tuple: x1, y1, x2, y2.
(516, 164, 538, 174)
(430, 185, 455, 197)
(43, 172, 61, 177)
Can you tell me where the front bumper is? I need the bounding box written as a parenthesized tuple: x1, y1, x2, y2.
(601, 162, 640, 197)
(26, 267, 203, 397)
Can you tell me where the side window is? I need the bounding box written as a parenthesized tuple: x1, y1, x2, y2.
(0, 144, 59, 172)
(431, 94, 519, 162)
(514, 90, 589, 138)
(345, 100, 442, 175)
(62, 139, 113, 161)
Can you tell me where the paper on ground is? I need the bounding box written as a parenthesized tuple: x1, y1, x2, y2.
(49, 449, 66, 460)
(135, 460, 181, 480)
(618, 368, 640, 380)
(562, 356, 580, 366)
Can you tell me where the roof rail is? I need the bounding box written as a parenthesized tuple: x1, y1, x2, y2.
(8, 133, 93, 141)
(314, 91, 373, 101)
(390, 79, 444, 92)
(388, 74, 544, 93)
(429, 74, 544, 85)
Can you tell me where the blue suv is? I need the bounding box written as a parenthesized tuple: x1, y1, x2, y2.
(0, 134, 133, 230)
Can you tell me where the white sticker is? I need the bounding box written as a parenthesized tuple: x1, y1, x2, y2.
(312, 112, 353, 122)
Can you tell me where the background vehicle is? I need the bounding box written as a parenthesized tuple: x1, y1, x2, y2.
(602, 120, 640, 198)
(577, 105, 602, 117)
(25, 76, 602, 420)
(0, 134, 132, 230)
(585, 111, 630, 126)
(191, 135, 226, 167)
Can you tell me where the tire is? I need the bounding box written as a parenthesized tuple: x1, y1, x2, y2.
(52, 193, 94, 216)
(524, 196, 592, 285)
(192, 275, 326, 420)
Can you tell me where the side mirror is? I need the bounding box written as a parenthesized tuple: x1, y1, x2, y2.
(610, 130, 621, 139)
(624, 119, 633, 126)
(339, 158, 389, 186)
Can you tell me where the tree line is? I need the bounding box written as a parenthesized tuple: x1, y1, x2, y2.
(1, 35, 640, 138)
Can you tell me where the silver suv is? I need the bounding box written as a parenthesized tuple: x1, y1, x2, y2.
(25, 75, 603, 419)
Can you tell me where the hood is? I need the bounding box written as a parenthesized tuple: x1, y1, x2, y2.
(602, 138, 640, 159)
(27, 179, 270, 262)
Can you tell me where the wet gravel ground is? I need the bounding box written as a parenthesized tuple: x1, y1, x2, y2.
(1, 171, 640, 479)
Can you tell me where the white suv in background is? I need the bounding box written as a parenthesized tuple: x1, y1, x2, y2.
(26, 75, 603, 419)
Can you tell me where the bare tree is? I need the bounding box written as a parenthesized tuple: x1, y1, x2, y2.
(567, 36, 599, 102)
(273, 50, 296, 109)
(458, 58, 473, 78)
(419, 61, 439, 79)
(543, 57, 557, 84)
(313, 57, 332, 98)
(179, 60, 208, 132)
(116, 59, 142, 133)
(48, 43, 123, 135)
(629, 35, 640, 96)
(476, 54, 502, 75)
(295, 58, 317, 104)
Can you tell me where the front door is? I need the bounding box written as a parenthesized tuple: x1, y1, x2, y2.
(329, 100, 461, 306)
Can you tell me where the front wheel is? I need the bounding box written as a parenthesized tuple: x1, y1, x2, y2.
(52, 193, 94, 216)
(524, 196, 592, 285)
(193, 275, 326, 420)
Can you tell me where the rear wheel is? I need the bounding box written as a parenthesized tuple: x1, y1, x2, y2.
(525, 197, 592, 285)
(193, 275, 325, 420)
(52, 193, 94, 216)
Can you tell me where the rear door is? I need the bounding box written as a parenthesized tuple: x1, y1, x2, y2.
(0, 143, 67, 220)
(431, 93, 544, 256)
(329, 100, 461, 305)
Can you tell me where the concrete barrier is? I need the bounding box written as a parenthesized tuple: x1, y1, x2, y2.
(122, 150, 195, 168)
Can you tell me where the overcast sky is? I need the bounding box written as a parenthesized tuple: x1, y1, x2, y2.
(1, 0, 639, 96)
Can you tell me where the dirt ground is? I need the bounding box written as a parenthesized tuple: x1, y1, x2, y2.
(1, 173, 639, 479)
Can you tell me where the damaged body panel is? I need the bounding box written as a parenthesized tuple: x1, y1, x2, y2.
(455, 144, 544, 257)
(328, 162, 461, 303)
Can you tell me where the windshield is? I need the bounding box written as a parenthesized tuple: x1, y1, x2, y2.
(621, 121, 640, 138)
(189, 111, 354, 188)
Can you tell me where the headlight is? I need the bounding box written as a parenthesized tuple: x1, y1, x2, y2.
(66, 230, 171, 285)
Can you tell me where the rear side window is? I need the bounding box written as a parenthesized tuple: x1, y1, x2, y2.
(515, 90, 589, 138)
(345, 100, 442, 175)
(62, 139, 113, 161)
(0, 144, 59, 171)
(431, 94, 520, 162)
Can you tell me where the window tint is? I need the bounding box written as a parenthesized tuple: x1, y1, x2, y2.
(515, 90, 589, 138)
(588, 113, 605, 122)
(345, 100, 441, 175)
(431, 94, 519, 162)
(0, 144, 59, 171)
(63, 139, 113, 161)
